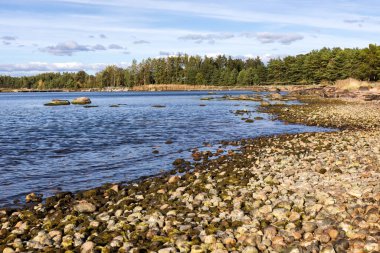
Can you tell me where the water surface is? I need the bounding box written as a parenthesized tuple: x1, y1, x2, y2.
(0, 91, 329, 207)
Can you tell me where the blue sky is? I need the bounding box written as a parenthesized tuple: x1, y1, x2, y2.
(0, 0, 379, 75)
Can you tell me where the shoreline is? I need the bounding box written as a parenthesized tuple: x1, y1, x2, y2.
(0, 84, 316, 93)
(1, 93, 379, 252)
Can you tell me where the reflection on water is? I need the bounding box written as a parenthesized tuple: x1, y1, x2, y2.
(0, 91, 330, 207)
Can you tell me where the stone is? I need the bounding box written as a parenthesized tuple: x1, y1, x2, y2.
(223, 237, 236, 247)
(2, 248, 15, 253)
(269, 93, 283, 100)
(289, 212, 301, 222)
(364, 241, 379, 252)
(327, 228, 339, 239)
(204, 235, 217, 244)
(333, 239, 349, 253)
(158, 247, 177, 253)
(25, 192, 42, 203)
(321, 246, 336, 253)
(61, 235, 73, 248)
(259, 205, 272, 214)
(191, 245, 205, 253)
(44, 99, 71, 106)
(31, 231, 52, 247)
(272, 208, 288, 220)
(74, 200, 96, 213)
(49, 230, 62, 244)
(81, 241, 95, 253)
(168, 175, 180, 184)
(319, 233, 330, 243)
(302, 222, 317, 233)
(72, 97, 91, 105)
(263, 226, 277, 239)
(242, 246, 259, 253)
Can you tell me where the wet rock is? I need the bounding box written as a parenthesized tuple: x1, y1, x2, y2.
(44, 99, 70, 106)
(25, 192, 42, 203)
(72, 97, 91, 105)
(269, 93, 283, 100)
(168, 175, 180, 184)
(74, 200, 96, 213)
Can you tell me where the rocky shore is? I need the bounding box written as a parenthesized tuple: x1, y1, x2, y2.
(1, 94, 379, 252)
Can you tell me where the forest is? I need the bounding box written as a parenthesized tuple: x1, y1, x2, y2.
(1, 44, 379, 89)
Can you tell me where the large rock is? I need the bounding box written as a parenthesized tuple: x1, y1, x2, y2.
(44, 99, 70, 106)
(72, 97, 92, 105)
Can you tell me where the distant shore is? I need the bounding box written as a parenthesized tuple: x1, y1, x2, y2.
(0, 83, 316, 93)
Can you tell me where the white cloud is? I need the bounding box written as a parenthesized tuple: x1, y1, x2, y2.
(178, 33, 234, 44)
(108, 44, 123, 49)
(40, 41, 92, 56)
(1, 36, 17, 41)
(92, 44, 106, 50)
(158, 51, 185, 57)
(0, 62, 129, 75)
(133, 40, 150, 44)
(249, 32, 304, 45)
(40, 41, 108, 56)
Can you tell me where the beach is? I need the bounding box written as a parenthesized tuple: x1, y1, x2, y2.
(0, 91, 379, 252)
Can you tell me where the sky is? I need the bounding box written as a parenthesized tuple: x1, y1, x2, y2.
(0, 0, 379, 76)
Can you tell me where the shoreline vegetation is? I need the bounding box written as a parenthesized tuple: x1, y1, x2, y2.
(1, 84, 379, 252)
(0, 81, 379, 93)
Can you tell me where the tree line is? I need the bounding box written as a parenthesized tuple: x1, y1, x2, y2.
(1, 44, 379, 89)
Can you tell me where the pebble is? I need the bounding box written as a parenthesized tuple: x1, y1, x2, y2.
(74, 200, 96, 213)
(81, 241, 95, 253)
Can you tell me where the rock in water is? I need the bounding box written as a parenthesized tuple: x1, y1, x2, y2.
(44, 99, 70, 106)
(269, 93, 283, 100)
(72, 97, 91, 105)
(25, 192, 42, 203)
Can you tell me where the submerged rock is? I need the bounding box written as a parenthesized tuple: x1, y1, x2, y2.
(44, 99, 70, 106)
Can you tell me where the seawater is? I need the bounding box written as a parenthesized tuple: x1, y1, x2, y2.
(0, 91, 330, 207)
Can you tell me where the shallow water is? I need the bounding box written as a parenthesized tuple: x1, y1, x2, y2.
(0, 91, 330, 207)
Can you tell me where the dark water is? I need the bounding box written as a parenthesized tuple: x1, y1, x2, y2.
(0, 91, 329, 207)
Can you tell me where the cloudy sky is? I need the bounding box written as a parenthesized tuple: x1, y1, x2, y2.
(0, 0, 379, 75)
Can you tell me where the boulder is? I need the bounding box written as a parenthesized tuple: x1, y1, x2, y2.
(44, 99, 70, 106)
(72, 97, 91, 105)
